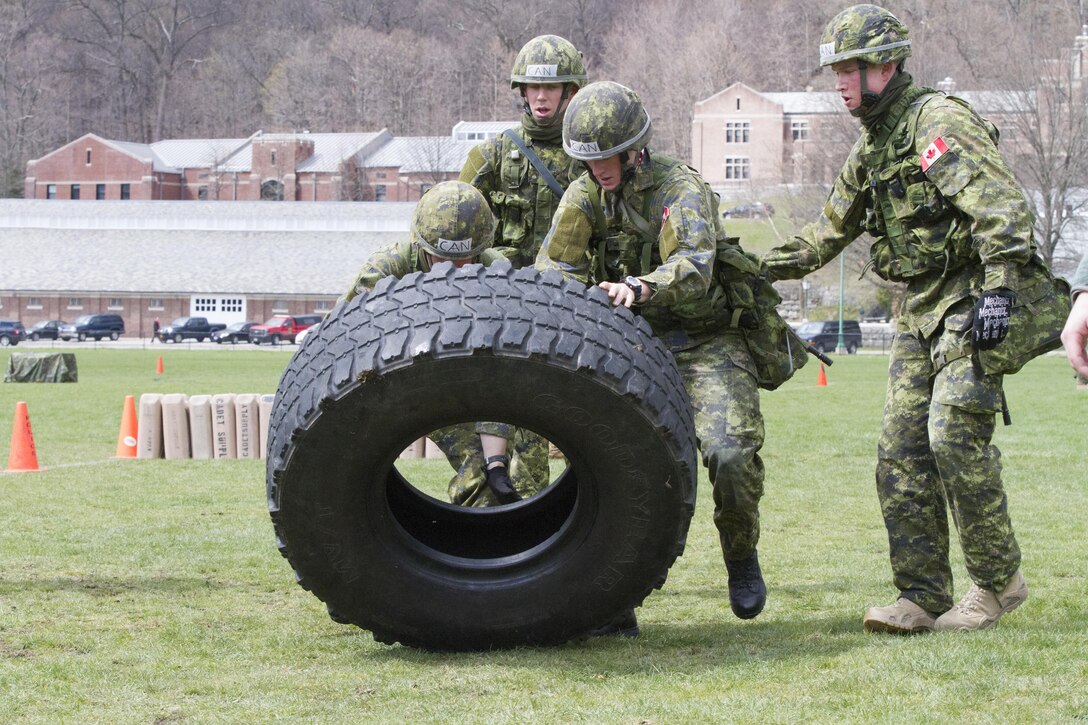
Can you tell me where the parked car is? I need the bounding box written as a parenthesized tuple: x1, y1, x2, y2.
(250, 314, 322, 345)
(27, 319, 67, 341)
(0, 319, 26, 346)
(293, 321, 321, 346)
(721, 202, 775, 219)
(795, 319, 863, 354)
(211, 321, 258, 344)
(63, 313, 125, 342)
(157, 316, 224, 343)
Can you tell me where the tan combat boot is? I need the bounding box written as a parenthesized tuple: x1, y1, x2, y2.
(862, 597, 936, 634)
(933, 570, 1028, 631)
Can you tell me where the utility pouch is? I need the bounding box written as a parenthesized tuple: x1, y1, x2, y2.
(977, 259, 1071, 375)
(714, 238, 808, 390)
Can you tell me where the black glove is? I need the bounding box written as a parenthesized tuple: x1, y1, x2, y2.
(485, 466, 521, 504)
(972, 290, 1016, 351)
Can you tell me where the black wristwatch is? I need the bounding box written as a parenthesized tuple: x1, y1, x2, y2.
(623, 276, 643, 302)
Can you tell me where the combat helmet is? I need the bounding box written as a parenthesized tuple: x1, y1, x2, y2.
(411, 181, 496, 260)
(563, 81, 652, 161)
(819, 4, 911, 68)
(510, 35, 587, 88)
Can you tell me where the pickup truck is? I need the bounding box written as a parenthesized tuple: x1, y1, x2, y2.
(157, 316, 226, 343)
(250, 314, 322, 345)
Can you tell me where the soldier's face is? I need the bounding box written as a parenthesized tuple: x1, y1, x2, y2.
(831, 60, 894, 110)
(524, 84, 568, 121)
(586, 155, 624, 192)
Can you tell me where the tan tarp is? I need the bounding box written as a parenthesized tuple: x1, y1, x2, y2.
(4, 352, 78, 383)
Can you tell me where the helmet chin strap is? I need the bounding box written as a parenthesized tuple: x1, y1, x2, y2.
(853, 61, 882, 116)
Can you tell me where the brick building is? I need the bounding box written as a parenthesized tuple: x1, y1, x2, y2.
(23, 122, 517, 203)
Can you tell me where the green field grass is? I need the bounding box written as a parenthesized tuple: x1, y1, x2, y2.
(1, 349, 1086, 722)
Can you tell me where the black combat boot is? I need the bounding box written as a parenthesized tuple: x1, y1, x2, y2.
(588, 608, 640, 638)
(726, 549, 766, 619)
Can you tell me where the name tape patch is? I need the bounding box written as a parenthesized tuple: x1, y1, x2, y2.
(568, 140, 601, 155)
(525, 64, 558, 78)
(436, 238, 473, 255)
(819, 42, 836, 60)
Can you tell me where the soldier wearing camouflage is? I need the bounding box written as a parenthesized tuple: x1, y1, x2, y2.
(343, 181, 551, 506)
(537, 81, 774, 624)
(764, 4, 1060, 632)
(459, 35, 587, 268)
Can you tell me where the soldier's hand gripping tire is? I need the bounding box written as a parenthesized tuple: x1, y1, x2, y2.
(266, 263, 697, 650)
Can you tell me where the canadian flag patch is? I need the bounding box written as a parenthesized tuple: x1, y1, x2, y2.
(662, 206, 671, 224)
(920, 137, 949, 172)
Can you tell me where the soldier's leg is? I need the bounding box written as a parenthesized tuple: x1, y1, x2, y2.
(875, 326, 954, 615)
(432, 423, 491, 507)
(674, 337, 765, 560)
(930, 357, 1020, 592)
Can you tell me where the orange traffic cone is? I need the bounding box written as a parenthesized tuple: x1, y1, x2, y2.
(6, 401, 41, 472)
(817, 363, 828, 387)
(156, 356, 164, 375)
(115, 394, 138, 458)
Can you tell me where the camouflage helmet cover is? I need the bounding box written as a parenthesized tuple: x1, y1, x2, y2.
(562, 81, 652, 161)
(411, 181, 496, 260)
(819, 4, 911, 67)
(510, 34, 588, 88)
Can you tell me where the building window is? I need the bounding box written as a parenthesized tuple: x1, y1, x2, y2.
(271, 151, 276, 166)
(736, 98, 741, 110)
(27, 297, 42, 309)
(376, 172, 386, 179)
(148, 298, 164, 310)
(726, 122, 750, 144)
(96, 183, 106, 200)
(272, 299, 288, 313)
(71, 184, 80, 200)
(198, 185, 208, 200)
(67, 297, 83, 309)
(261, 179, 284, 201)
(724, 157, 751, 180)
(46, 184, 56, 199)
(221, 298, 243, 313)
(86, 148, 92, 165)
(374, 184, 387, 202)
(420, 183, 433, 195)
(120, 183, 130, 200)
(314, 300, 331, 313)
(107, 298, 123, 309)
(791, 120, 810, 141)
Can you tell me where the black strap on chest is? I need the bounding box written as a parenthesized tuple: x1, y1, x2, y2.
(502, 129, 564, 199)
(861, 87, 938, 276)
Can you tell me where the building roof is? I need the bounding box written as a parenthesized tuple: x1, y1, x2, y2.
(361, 136, 478, 173)
(761, 92, 843, 115)
(216, 131, 390, 173)
(452, 120, 519, 139)
(0, 200, 415, 296)
(105, 139, 180, 173)
(149, 138, 253, 169)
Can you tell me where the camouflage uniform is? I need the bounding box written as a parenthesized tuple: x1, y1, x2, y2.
(343, 184, 550, 507)
(765, 6, 1056, 614)
(460, 35, 587, 268)
(537, 150, 767, 564)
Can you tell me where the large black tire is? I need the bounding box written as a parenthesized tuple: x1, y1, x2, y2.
(266, 263, 698, 650)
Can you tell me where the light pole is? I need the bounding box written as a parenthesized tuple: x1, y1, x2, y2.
(836, 251, 846, 354)
(801, 278, 810, 321)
